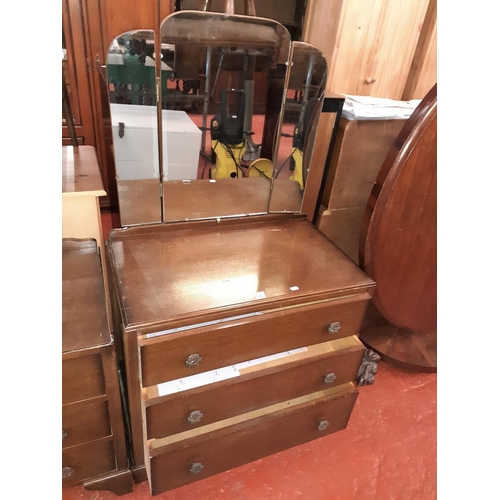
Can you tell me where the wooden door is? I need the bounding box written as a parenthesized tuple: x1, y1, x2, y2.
(303, 0, 436, 100)
(62, 0, 96, 146)
(62, 0, 175, 209)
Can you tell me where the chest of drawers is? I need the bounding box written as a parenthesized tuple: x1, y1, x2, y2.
(106, 215, 375, 495)
(62, 239, 133, 495)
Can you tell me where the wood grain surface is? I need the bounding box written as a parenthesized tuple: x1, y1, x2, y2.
(359, 84, 437, 370)
(108, 217, 375, 328)
(62, 239, 110, 352)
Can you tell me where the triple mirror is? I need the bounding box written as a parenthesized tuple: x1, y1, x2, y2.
(106, 11, 327, 226)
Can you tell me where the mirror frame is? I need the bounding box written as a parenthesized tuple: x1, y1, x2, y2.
(103, 11, 329, 226)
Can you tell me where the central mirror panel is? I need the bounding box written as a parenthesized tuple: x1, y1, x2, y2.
(159, 11, 291, 221)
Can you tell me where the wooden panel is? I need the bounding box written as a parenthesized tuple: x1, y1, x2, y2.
(83, 469, 134, 496)
(317, 206, 366, 264)
(321, 118, 405, 210)
(316, 117, 405, 263)
(103, 0, 157, 48)
(62, 137, 85, 146)
(365, 0, 429, 98)
(411, 23, 436, 99)
(100, 0, 174, 53)
(62, 239, 110, 352)
(139, 293, 371, 386)
(302, 0, 345, 80)
(402, 0, 437, 100)
(95, 67, 120, 208)
(304, 0, 432, 100)
(160, 0, 175, 22)
(122, 322, 148, 467)
(62, 437, 116, 486)
(62, 354, 106, 405)
(100, 348, 131, 471)
(62, 146, 106, 195)
(62, 196, 105, 251)
(143, 337, 364, 438)
(301, 107, 337, 222)
(326, 0, 385, 95)
(82, 0, 116, 208)
(147, 383, 358, 494)
(62, 0, 96, 145)
(62, 399, 111, 448)
(62, 0, 96, 144)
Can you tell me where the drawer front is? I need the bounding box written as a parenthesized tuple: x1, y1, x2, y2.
(139, 293, 370, 387)
(62, 437, 116, 486)
(62, 353, 106, 405)
(147, 384, 358, 495)
(62, 399, 111, 449)
(144, 337, 364, 439)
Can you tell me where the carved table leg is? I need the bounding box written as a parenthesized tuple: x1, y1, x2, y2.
(356, 349, 381, 386)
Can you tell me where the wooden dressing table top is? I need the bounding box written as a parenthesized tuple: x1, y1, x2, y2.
(62, 146, 106, 196)
(107, 217, 375, 329)
(62, 239, 111, 353)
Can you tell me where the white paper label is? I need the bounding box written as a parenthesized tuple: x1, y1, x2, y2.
(156, 347, 308, 397)
(157, 366, 240, 397)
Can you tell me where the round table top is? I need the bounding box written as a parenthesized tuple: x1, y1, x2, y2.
(359, 84, 437, 370)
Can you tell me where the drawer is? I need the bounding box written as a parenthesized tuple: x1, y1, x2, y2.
(62, 437, 116, 486)
(142, 336, 364, 439)
(139, 293, 371, 387)
(146, 383, 358, 495)
(62, 399, 111, 449)
(62, 353, 106, 405)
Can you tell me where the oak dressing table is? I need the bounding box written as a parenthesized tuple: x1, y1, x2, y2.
(103, 9, 375, 495)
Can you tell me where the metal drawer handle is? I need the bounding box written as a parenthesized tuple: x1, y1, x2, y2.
(324, 373, 336, 384)
(327, 322, 341, 334)
(186, 353, 202, 367)
(62, 467, 74, 479)
(188, 410, 204, 424)
(62, 430, 67, 441)
(190, 462, 204, 474)
(318, 420, 330, 431)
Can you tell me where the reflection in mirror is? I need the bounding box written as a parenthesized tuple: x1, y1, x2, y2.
(159, 11, 291, 221)
(269, 41, 327, 213)
(106, 30, 161, 226)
